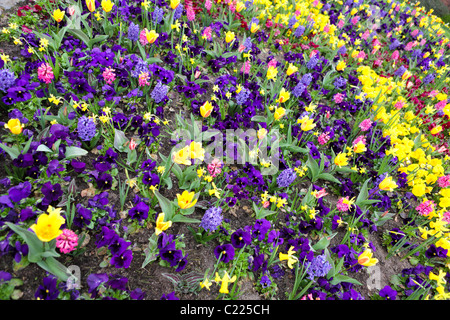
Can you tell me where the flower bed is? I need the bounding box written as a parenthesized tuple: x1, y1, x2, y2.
(0, 0, 450, 301)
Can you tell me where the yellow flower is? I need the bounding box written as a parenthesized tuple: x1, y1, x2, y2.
(379, 175, 398, 191)
(279, 246, 298, 269)
(357, 249, 378, 266)
(215, 271, 237, 294)
(209, 182, 221, 199)
(286, 63, 298, 76)
(353, 141, 367, 153)
(430, 125, 442, 135)
(274, 107, 286, 120)
(298, 116, 316, 131)
(277, 88, 290, 103)
(52, 9, 65, 23)
(177, 190, 197, 209)
(172, 146, 191, 166)
(257, 127, 268, 140)
(225, 31, 235, 43)
(170, 0, 180, 9)
(145, 30, 159, 44)
(30, 206, 65, 242)
(4, 119, 24, 135)
(334, 152, 349, 167)
(200, 277, 213, 291)
(200, 101, 214, 118)
(86, 0, 96, 12)
(266, 66, 278, 80)
(188, 141, 205, 161)
(101, 0, 114, 12)
(236, 2, 245, 12)
(155, 213, 172, 235)
(336, 60, 347, 71)
(250, 23, 260, 33)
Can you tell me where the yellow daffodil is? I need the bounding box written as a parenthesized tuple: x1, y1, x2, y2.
(177, 190, 197, 209)
(334, 152, 349, 167)
(30, 206, 65, 242)
(155, 213, 172, 235)
(279, 246, 298, 269)
(266, 65, 278, 80)
(200, 277, 213, 291)
(215, 271, 237, 294)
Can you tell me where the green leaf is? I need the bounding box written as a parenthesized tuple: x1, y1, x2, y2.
(315, 173, 342, 184)
(171, 215, 201, 224)
(0, 143, 20, 160)
(250, 115, 268, 123)
(36, 144, 53, 153)
(114, 129, 128, 152)
(5, 222, 44, 263)
(36, 257, 69, 281)
(330, 275, 362, 286)
(355, 178, 371, 207)
(154, 190, 176, 220)
(312, 233, 337, 251)
(65, 146, 88, 159)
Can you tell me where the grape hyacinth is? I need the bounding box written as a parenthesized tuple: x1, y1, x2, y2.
(77, 115, 97, 141)
(200, 206, 223, 232)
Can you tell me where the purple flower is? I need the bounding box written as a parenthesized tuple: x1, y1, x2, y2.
(425, 244, 448, 259)
(127, 22, 140, 41)
(95, 226, 119, 248)
(214, 243, 235, 263)
(77, 115, 96, 141)
(130, 288, 146, 300)
(159, 248, 183, 267)
(35, 276, 60, 300)
(152, 6, 164, 24)
(142, 171, 159, 186)
(128, 201, 149, 222)
(200, 207, 223, 232)
(8, 181, 32, 203)
(276, 167, 297, 188)
(0, 68, 16, 92)
(110, 249, 133, 268)
(379, 285, 397, 300)
(230, 229, 251, 248)
(96, 173, 113, 190)
(150, 81, 168, 104)
(260, 275, 271, 288)
(86, 273, 109, 293)
(305, 254, 332, 280)
(41, 182, 63, 204)
(160, 292, 179, 300)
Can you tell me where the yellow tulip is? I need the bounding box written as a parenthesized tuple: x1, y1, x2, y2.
(4, 119, 23, 135)
(274, 107, 286, 120)
(145, 29, 159, 44)
(277, 88, 290, 103)
(172, 146, 191, 166)
(200, 101, 213, 118)
(250, 23, 260, 33)
(266, 65, 278, 80)
(101, 0, 114, 12)
(379, 175, 398, 191)
(177, 190, 197, 209)
(86, 0, 96, 12)
(334, 152, 349, 167)
(188, 141, 205, 161)
(30, 206, 65, 242)
(300, 118, 316, 132)
(286, 63, 298, 76)
(170, 0, 180, 10)
(155, 213, 172, 235)
(52, 9, 65, 23)
(236, 2, 245, 12)
(358, 249, 378, 267)
(225, 31, 235, 43)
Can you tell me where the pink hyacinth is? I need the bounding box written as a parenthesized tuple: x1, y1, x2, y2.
(241, 60, 251, 74)
(56, 229, 79, 254)
(139, 71, 150, 86)
(186, 4, 195, 21)
(139, 28, 148, 46)
(438, 175, 450, 188)
(318, 132, 330, 145)
(205, 0, 212, 10)
(267, 58, 278, 68)
(351, 16, 359, 25)
(411, 29, 419, 37)
(207, 158, 223, 178)
(359, 119, 373, 131)
(391, 50, 399, 61)
(443, 212, 450, 224)
(337, 19, 345, 28)
(333, 93, 344, 104)
(37, 62, 54, 84)
(436, 100, 446, 110)
(361, 30, 370, 40)
(416, 200, 435, 216)
(336, 197, 351, 212)
(102, 67, 116, 85)
(353, 135, 366, 146)
(202, 27, 212, 40)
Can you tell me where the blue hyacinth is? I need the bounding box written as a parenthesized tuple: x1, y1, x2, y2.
(200, 207, 223, 232)
(77, 116, 97, 141)
(276, 167, 297, 188)
(0, 68, 16, 92)
(305, 254, 332, 280)
(127, 22, 140, 42)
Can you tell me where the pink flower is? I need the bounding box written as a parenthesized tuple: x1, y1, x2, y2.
(67, 5, 76, 16)
(267, 58, 278, 68)
(205, 0, 212, 10)
(318, 132, 330, 145)
(438, 175, 450, 188)
(263, 200, 270, 208)
(138, 71, 150, 86)
(265, 19, 273, 28)
(139, 28, 148, 46)
(37, 62, 54, 84)
(128, 138, 137, 151)
(353, 135, 366, 146)
(359, 119, 372, 131)
(186, 4, 195, 21)
(333, 93, 344, 104)
(102, 67, 116, 85)
(56, 229, 79, 254)
(336, 197, 351, 212)
(313, 188, 328, 199)
(337, 19, 345, 28)
(436, 100, 446, 110)
(391, 50, 399, 61)
(411, 29, 419, 37)
(351, 16, 359, 25)
(207, 158, 223, 177)
(443, 212, 450, 224)
(415, 200, 435, 216)
(202, 27, 212, 40)
(241, 60, 251, 74)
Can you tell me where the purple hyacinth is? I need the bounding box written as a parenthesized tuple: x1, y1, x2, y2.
(173, 3, 184, 20)
(394, 65, 406, 77)
(152, 6, 164, 24)
(276, 167, 297, 188)
(127, 22, 140, 42)
(235, 88, 250, 105)
(292, 82, 305, 98)
(0, 68, 16, 92)
(306, 55, 319, 69)
(150, 81, 168, 103)
(200, 206, 223, 232)
(305, 254, 332, 280)
(294, 25, 305, 37)
(77, 115, 96, 141)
